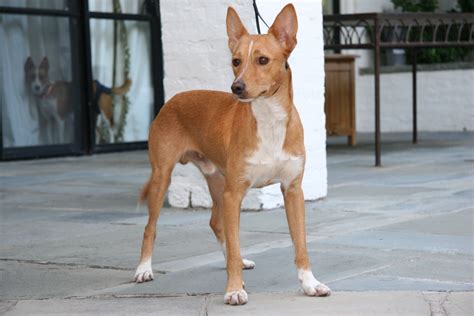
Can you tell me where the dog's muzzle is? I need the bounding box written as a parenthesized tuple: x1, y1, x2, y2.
(231, 80, 246, 97)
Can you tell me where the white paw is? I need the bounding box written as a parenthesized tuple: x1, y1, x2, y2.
(224, 289, 248, 305)
(298, 269, 331, 297)
(304, 282, 331, 297)
(134, 259, 154, 283)
(242, 258, 255, 270)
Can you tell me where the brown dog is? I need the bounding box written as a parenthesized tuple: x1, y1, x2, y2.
(92, 78, 131, 130)
(24, 56, 73, 143)
(134, 4, 331, 305)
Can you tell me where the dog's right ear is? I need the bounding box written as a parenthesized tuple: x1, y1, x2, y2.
(226, 7, 248, 52)
(24, 57, 34, 73)
(39, 57, 49, 71)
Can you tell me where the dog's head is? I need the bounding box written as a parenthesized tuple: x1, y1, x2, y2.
(24, 56, 50, 96)
(226, 4, 297, 102)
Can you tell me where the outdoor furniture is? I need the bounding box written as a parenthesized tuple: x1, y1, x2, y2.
(324, 54, 357, 146)
(323, 12, 474, 166)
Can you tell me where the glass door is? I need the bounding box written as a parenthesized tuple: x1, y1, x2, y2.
(0, 0, 84, 159)
(0, 0, 164, 160)
(86, 0, 163, 152)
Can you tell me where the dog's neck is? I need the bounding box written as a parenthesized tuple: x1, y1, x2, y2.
(39, 82, 53, 99)
(250, 64, 294, 117)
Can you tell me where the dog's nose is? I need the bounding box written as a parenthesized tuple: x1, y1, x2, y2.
(231, 81, 245, 96)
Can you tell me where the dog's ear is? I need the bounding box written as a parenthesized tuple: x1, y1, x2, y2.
(226, 7, 248, 52)
(24, 57, 34, 73)
(268, 4, 298, 55)
(39, 57, 49, 71)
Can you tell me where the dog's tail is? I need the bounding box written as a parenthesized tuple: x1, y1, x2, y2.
(112, 78, 132, 95)
(139, 178, 151, 203)
(136, 178, 151, 212)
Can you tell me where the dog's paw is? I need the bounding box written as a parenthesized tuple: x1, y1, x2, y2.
(224, 289, 248, 305)
(134, 260, 154, 283)
(242, 258, 255, 270)
(303, 282, 331, 297)
(298, 269, 331, 297)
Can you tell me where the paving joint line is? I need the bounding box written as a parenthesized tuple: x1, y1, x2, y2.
(199, 294, 211, 316)
(67, 293, 212, 300)
(0, 258, 168, 274)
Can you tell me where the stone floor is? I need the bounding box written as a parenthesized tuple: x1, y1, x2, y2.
(0, 132, 473, 315)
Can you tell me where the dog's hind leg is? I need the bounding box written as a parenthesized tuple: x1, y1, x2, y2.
(134, 166, 173, 283)
(205, 172, 255, 270)
(134, 123, 182, 283)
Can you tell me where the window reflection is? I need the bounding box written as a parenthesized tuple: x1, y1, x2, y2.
(88, 0, 148, 15)
(0, 14, 75, 147)
(90, 18, 153, 144)
(0, 0, 71, 11)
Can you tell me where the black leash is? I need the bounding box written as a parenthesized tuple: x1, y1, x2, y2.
(252, 0, 269, 34)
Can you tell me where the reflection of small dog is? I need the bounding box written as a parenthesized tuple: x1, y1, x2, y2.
(92, 78, 131, 139)
(24, 56, 73, 144)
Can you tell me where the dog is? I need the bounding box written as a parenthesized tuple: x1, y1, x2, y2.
(92, 77, 132, 143)
(24, 56, 73, 144)
(134, 4, 331, 305)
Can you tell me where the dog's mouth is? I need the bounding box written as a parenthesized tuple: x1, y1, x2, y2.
(238, 98, 254, 103)
(237, 89, 269, 103)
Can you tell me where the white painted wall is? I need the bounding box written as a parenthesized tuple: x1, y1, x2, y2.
(340, 0, 459, 14)
(357, 69, 474, 132)
(160, 0, 327, 209)
(336, 0, 474, 133)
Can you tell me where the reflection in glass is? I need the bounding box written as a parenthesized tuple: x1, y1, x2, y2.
(88, 0, 148, 15)
(90, 17, 153, 144)
(0, 14, 76, 147)
(0, 0, 71, 11)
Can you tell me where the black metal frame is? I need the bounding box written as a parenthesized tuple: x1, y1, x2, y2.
(323, 13, 474, 166)
(0, 0, 164, 160)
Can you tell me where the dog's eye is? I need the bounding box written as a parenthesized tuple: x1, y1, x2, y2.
(232, 58, 241, 67)
(258, 56, 269, 65)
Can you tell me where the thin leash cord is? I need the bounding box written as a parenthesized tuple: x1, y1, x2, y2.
(252, 0, 269, 34)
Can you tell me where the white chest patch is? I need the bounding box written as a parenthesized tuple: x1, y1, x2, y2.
(245, 97, 303, 189)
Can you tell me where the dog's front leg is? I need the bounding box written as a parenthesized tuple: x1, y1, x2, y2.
(282, 179, 331, 297)
(223, 184, 248, 305)
(57, 119, 65, 144)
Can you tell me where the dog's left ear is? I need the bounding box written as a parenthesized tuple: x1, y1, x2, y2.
(268, 4, 298, 55)
(226, 7, 249, 52)
(24, 56, 34, 73)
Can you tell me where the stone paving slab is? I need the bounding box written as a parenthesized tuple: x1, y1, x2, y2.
(1, 132, 473, 314)
(2, 296, 204, 316)
(2, 292, 472, 316)
(0, 261, 129, 300)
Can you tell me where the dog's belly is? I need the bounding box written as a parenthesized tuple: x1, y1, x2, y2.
(182, 151, 220, 176)
(246, 153, 304, 189)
